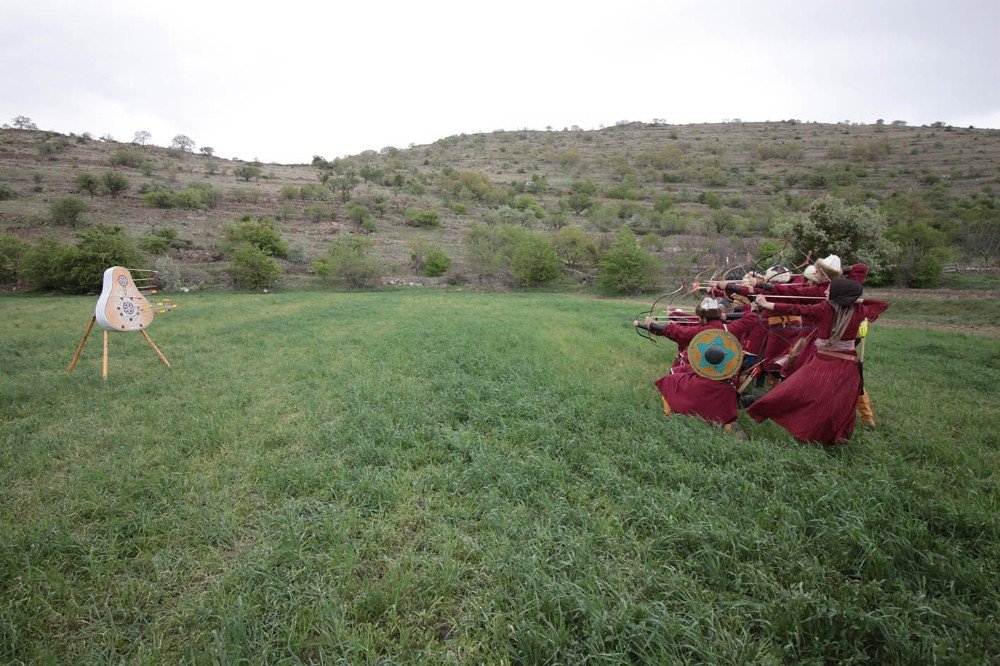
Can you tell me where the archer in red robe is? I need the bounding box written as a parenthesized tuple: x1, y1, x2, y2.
(634, 300, 740, 425)
(746, 280, 888, 445)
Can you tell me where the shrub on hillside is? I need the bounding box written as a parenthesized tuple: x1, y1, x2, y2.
(0, 181, 13, 200)
(511, 234, 562, 286)
(74, 173, 100, 197)
(464, 224, 561, 286)
(313, 236, 382, 289)
(25, 226, 146, 293)
(101, 171, 130, 198)
(142, 183, 220, 210)
(224, 217, 288, 258)
(404, 208, 442, 228)
(50, 196, 88, 226)
(110, 149, 142, 168)
(348, 204, 372, 226)
(553, 226, 599, 268)
(139, 227, 180, 255)
(306, 203, 333, 223)
(0, 234, 30, 284)
(774, 195, 899, 275)
(886, 221, 951, 287)
(229, 243, 282, 290)
(598, 229, 660, 294)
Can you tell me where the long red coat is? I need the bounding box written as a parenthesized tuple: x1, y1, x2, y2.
(731, 264, 871, 376)
(747, 298, 889, 444)
(655, 367, 739, 425)
(649, 319, 739, 424)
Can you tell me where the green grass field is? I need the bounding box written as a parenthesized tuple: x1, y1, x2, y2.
(1, 291, 998, 663)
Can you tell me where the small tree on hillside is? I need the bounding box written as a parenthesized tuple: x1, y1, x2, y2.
(12, 116, 38, 130)
(313, 235, 382, 289)
(75, 172, 100, 197)
(171, 134, 195, 152)
(133, 130, 152, 145)
(598, 229, 660, 294)
(229, 243, 282, 290)
(234, 163, 261, 182)
(101, 171, 130, 198)
(51, 196, 88, 226)
(774, 195, 899, 275)
(199, 146, 215, 157)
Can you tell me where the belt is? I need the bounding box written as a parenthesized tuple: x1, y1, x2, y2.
(767, 315, 802, 326)
(816, 349, 858, 362)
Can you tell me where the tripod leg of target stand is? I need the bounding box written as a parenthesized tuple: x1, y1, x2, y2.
(68, 316, 96, 374)
(140, 329, 171, 368)
(103, 331, 109, 381)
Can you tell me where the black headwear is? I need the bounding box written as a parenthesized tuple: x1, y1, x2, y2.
(828, 278, 862, 307)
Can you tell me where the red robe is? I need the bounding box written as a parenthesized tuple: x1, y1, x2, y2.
(649, 320, 739, 424)
(732, 264, 870, 377)
(655, 369, 739, 425)
(747, 298, 889, 444)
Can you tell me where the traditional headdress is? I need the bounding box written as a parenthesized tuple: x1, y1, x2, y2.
(764, 264, 791, 284)
(814, 254, 843, 279)
(696, 296, 723, 320)
(803, 265, 820, 284)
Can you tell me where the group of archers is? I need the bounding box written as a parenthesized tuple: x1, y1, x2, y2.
(633, 253, 889, 445)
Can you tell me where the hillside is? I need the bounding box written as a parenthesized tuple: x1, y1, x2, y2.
(1, 121, 998, 290)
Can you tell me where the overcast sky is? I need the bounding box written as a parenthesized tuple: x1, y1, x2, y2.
(3, 0, 998, 164)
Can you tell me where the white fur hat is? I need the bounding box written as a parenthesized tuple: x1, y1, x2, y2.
(764, 265, 791, 284)
(698, 297, 721, 311)
(803, 265, 820, 283)
(815, 254, 843, 277)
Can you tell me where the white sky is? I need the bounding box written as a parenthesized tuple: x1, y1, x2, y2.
(3, 0, 998, 164)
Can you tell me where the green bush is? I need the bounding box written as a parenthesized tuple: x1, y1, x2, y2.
(280, 185, 300, 199)
(653, 195, 674, 213)
(305, 203, 332, 223)
(142, 183, 220, 210)
(0, 234, 30, 283)
(452, 204, 469, 215)
(25, 226, 146, 293)
(313, 236, 382, 289)
(234, 163, 262, 182)
(101, 171, 130, 198)
(422, 247, 452, 277)
(0, 181, 13, 200)
(464, 224, 561, 286)
(74, 173, 100, 197)
(774, 196, 899, 275)
(229, 243, 282, 290)
(510, 234, 562, 286)
(139, 227, 179, 255)
(224, 217, 288, 258)
(404, 208, 442, 228)
(109, 149, 142, 168)
(553, 226, 598, 268)
(348, 204, 372, 226)
(887, 221, 951, 287)
(50, 196, 88, 226)
(606, 184, 638, 200)
(598, 229, 660, 294)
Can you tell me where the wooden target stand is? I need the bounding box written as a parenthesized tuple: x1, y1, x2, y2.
(67, 266, 172, 380)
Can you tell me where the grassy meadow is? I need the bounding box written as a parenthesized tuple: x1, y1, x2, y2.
(1, 290, 998, 663)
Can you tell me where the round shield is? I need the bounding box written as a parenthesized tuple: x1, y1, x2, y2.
(688, 329, 743, 381)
